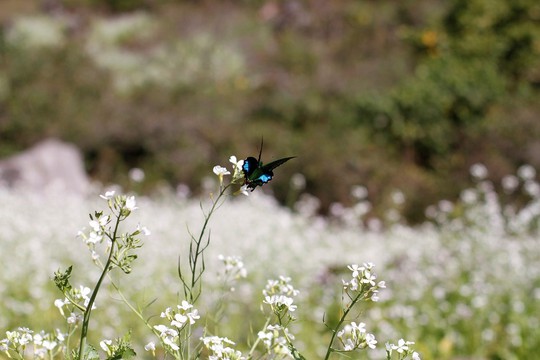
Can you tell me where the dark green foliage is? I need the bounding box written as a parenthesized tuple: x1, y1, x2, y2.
(354, 56, 506, 167)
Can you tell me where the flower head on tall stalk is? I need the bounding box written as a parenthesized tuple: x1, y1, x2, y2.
(179, 156, 247, 304)
(336, 322, 377, 351)
(53, 192, 148, 360)
(150, 302, 200, 354)
(257, 324, 296, 358)
(385, 339, 421, 360)
(342, 262, 386, 302)
(217, 254, 248, 291)
(323, 263, 386, 360)
(263, 276, 300, 320)
(201, 336, 246, 360)
(251, 276, 306, 359)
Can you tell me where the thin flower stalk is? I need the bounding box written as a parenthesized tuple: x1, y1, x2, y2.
(179, 157, 246, 304)
(77, 210, 121, 359)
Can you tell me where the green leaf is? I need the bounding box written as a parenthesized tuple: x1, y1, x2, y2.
(53, 265, 73, 293)
(106, 332, 137, 359)
(83, 344, 100, 360)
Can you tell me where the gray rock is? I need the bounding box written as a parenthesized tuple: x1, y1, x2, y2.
(0, 139, 89, 194)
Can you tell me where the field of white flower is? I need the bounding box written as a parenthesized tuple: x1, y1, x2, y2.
(0, 164, 539, 359)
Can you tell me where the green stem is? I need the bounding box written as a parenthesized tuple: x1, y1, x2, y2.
(108, 277, 155, 333)
(323, 291, 363, 360)
(187, 185, 228, 303)
(76, 214, 121, 359)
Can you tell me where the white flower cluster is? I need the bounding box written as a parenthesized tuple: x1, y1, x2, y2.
(257, 324, 295, 357)
(337, 321, 377, 351)
(342, 263, 386, 301)
(78, 212, 110, 257)
(76, 192, 149, 261)
(213, 155, 249, 195)
(386, 339, 421, 360)
(152, 301, 200, 351)
(0, 328, 65, 359)
(218, 254, 248, 282)
(201, 336, 245, 360)
(262, 276, 299, 314)
(99, 339, 114, 355)
(213, 155, 249, 196)
(100, 191, 139, 213)
(228, 156, 246, 183)
(54, 285, 95, 322)
(6, 16, 66, 50)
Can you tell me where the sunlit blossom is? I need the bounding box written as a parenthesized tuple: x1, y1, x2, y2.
(218, 254, 248, 280)
(392, 338, 414, 353)
(229, 156, 244, 171)
(125, 196, 138, 211)
(257, 324, 293, 356)
(470, 163, 488, 180)
(100, 190, 116, 200)
(100, 339, 112, 352)
(137, 223, 151, 236)
(67, 312, 82, 324)
(517, 165, 536, 180)
(201, 336, 245, 360)
(213, 165, 230, 177)
(264, 294, 297, 312)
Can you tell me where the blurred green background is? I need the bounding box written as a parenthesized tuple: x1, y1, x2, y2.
(1, 0, 539, 221)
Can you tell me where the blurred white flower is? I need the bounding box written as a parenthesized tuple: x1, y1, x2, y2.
(89, 215, 109, 232)
(461, 189, 478, 204)
(391, 190, 405, 205)
(524, 180, 540, 197)
(100, 190, 116, 200)
(438, 200, 454, 213)
(144, 342, 155, 352)
(365, 333, 377, 349)
(392, 339, 414, 353)
(213, 166, 230, 176)
(137, 223, 151, 236)
(43, 339, 57, 351)
(125, 196, 138, 211)
(129, 168, 145, 182)
(290, 173, 306, 190)
(502, 175, 519, 193)
(351, 185, 368, 200)
(67, 312, 82, 324)
(229, 156, 244, 171)
(470, 163, 488, 180)
(6, 16, 66, 49)
(100, 339, 112, 352)
(517, 165, 536, 181)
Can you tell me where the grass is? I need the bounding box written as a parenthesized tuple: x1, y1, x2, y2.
(0, 161, 539, 359)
